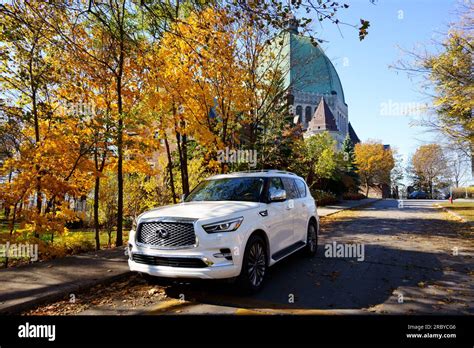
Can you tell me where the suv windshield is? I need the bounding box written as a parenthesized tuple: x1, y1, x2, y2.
(185, 177, 265, 202)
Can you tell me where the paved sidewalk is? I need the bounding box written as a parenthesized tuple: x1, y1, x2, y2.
(0, 247, 129, 314)
(318, 198, 380, 217)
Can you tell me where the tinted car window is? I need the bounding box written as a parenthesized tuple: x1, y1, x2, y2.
(268, 177, 285, 200)
(282, 178, 299, 199)
(295, 179, 307, 198)
(186, 177, 264, 202)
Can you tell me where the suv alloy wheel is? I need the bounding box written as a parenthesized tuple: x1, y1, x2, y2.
(237, 234, 267, 293)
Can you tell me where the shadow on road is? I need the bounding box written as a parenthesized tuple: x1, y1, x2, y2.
(159, 200, 471, 311)
(160, 245, 444, 310)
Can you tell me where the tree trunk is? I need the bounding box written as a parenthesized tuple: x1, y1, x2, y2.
(94, 174, 101, 251)
(175, 128, 189, 196)
(163, 134, 177, 203)
(181, 131, 189, 195)
(4, 202, 18, 268)
(94, 147, 107, 251)
(4, 169, 13, 219)
(116, 112, 123, 246)
(306, 166, 315, 188)
(115, 40, 124, 247)
(32, 70, 41, 239)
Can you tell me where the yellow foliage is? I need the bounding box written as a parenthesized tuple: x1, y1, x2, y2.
(355, 141, 394, 191)
(143, 7, 254, 153)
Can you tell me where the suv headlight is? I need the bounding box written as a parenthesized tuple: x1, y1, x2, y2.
(203, 217, 244, 233)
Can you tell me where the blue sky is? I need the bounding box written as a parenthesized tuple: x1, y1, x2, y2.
(307, 0, 463, 181)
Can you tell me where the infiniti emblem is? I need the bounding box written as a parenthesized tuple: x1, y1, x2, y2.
(156, 228, 169, 239)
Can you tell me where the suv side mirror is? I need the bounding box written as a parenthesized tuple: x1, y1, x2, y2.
(180, 194, 187, 203)
(269, 189, 287, 202)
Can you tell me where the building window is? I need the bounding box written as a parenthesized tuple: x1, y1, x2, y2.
(296, 105, 302, 123)
(305, 106, 312, 124)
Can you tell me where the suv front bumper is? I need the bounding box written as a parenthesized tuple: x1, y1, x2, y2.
(127, 216, 252, 280)
(128, 257, 240, 279)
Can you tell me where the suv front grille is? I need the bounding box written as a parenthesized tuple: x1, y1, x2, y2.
(136, 221, 196, 249)
(132, 254, 207, 268)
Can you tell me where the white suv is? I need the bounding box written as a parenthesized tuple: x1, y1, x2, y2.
(127, 170, 319, 292)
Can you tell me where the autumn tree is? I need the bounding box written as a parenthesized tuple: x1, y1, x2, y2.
(410, 144, 450, 197)
(354, 141, 395, 197)
(41, 0, 148, 246)
(225, 0, 370, 42)
(425, 26, 473, 156)
(0, 1, 59, 228)
(394, 1, 473, 157)
(45, 18, 118, 250)
(144, 7, 254, 193)
(390, 151, 405, 199)
(447, 151, 469, 188)
(0, 1, 94, 247)
(299, 132, 343, 188)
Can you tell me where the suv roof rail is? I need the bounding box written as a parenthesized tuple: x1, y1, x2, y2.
(231, 169, 298, 176)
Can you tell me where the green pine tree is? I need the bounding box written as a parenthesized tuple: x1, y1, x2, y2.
(341, 134, 360, 193)
(342, 134, 356, 171)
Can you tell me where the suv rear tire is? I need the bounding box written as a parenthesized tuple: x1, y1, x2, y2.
(237, 234, 267, 293)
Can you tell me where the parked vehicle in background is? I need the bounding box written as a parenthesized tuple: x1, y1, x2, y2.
(408, 191, 428, 199)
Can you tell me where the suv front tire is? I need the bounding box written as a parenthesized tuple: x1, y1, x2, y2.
(303, 221, 318, 256)
(237, 234, 267, 293)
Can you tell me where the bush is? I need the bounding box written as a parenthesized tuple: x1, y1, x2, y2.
(40, 233, 95, 260)
(451, 187, 474, 199)
(311, 189, 339, 206)
(60, 233, 95, 255)
(342, 192, 366, 200)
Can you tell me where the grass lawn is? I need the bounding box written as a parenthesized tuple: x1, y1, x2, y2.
(0, 226, 129, 247)
(0, 220, 130, 266)
(0, 218, 19, 235)
(439, 201, 474, 222)
(0, 213, 129, 247)
(53, 229, 130, 247)
(0, 212, 129, 267)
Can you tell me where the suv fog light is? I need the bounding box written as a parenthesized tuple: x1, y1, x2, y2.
(213, 248, 233, 261)
(202, 257, 214, 266)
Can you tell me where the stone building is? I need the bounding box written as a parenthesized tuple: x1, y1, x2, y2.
(273, 17, 360, 147)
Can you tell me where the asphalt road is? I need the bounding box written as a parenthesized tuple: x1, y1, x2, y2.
(145, 199, 473, 315)
(24, 199, 473, 315)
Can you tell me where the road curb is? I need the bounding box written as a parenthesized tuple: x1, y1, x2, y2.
(145, 299, 194, 315)
(434, 203, 472, 225)
(235, 308, 371, 315)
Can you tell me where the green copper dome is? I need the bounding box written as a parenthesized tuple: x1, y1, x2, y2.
(286, 32, 346, 104)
